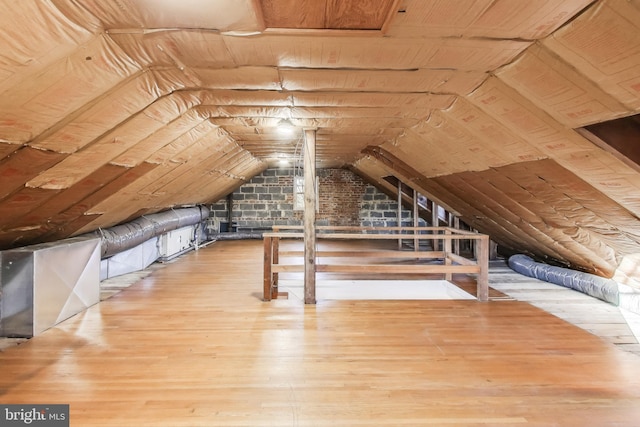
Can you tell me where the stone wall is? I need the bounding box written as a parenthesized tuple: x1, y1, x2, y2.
(209, 168, 417, 231)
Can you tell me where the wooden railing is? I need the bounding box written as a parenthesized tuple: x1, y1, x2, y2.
(263, 226, 489, 302)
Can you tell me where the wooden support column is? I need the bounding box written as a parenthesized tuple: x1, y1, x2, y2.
(227, 193, 233, 232)
(271, 237, 279, 299)
(453, 216, 460, 255)
(397, 180, 403, 250)
(444, 229, 452, 281)
(303, 128, 317, 304)
(490, 239, 498, 261)
(413, 189, 419, 252)
(263, 236, 273, 301)
(431, 201, 439, 251)
(476, 235, 489, 302)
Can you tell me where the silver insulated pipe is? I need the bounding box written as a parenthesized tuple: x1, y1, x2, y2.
(86, 206, 210, 258)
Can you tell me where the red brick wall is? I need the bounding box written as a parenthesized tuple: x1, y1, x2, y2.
(317, 169, 367, 226)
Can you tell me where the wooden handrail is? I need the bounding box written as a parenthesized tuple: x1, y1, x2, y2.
(263, 226, 490, 302)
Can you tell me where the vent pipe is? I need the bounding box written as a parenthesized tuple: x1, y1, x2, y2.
(84, 206, 209, 258)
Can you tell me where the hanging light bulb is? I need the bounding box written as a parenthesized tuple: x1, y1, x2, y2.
(276, 117, 297, 135)
(276, 117, 296, 128)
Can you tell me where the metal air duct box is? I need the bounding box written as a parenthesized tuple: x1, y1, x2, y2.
(0, 237, 101, 337)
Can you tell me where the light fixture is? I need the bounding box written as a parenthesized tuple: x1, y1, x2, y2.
(276, 117, 296, 128)
(276, 117, 298, 135)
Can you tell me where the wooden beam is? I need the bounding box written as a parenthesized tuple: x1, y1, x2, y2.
(303, 128, 317, 304)
(453, 216, 460, 255)
(263, 236, 273, 301)
(431, 201, 439, 251)
(315, 264, 481, 274)
(271, 237, 280, 299)
(413, 188, 419, 252)
(476, 235, 490, 302)
(397, 179, 402, 250)
(227, 193, 233, 231)
(444, 229, 452, 281)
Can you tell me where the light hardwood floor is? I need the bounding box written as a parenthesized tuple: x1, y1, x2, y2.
(2, 239, 640, 426)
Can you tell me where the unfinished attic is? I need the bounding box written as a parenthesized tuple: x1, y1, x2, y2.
(2, 0, 640, 425)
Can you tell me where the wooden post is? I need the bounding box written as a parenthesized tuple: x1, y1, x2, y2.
(431, 201, 439, 251)
(413, 189, 419, 252)
(490, 239, 498, 261)
(444, 229, 452, 281)
(397, 179, 402, 250)
(271, 237, 280, 299)
(476, 235, 489, 302)
(453, 216, 460, 255)
(303, 128, 317, 304)
(263, 236, 273, 301)
(227, 193, 233, 232)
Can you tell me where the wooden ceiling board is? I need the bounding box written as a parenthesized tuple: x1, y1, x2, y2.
(8, 164, 135, 231)
(0, 142, 20, 162)
(50, 214, 102, 241)
(0, 187, 61, 230)
(260, 0, 396, 30)
(0, 227, 54, 251)
(324, 0, 397, 30)
(0, 148, 67, 199)
(260, 0, 326, 29)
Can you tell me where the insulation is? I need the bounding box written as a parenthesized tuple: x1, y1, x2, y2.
(496, 43, 630, 127)
(509, 254, 619, 305)
(543, 0, 640, 110)
(385, 0, 594, 39)
(1, 0, 640, 290)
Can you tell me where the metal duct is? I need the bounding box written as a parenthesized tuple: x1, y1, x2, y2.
(87, 206, 210, 258)
(508, 254, 619, 305)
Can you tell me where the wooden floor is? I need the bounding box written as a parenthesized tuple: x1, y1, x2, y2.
(2, 240, 640, 426)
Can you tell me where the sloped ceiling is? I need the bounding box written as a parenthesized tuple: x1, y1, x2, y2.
(1, 0, 640, 280)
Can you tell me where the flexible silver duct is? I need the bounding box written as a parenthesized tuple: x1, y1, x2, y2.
(508, 254, 619, 305)
(86, 206, 210, 258)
